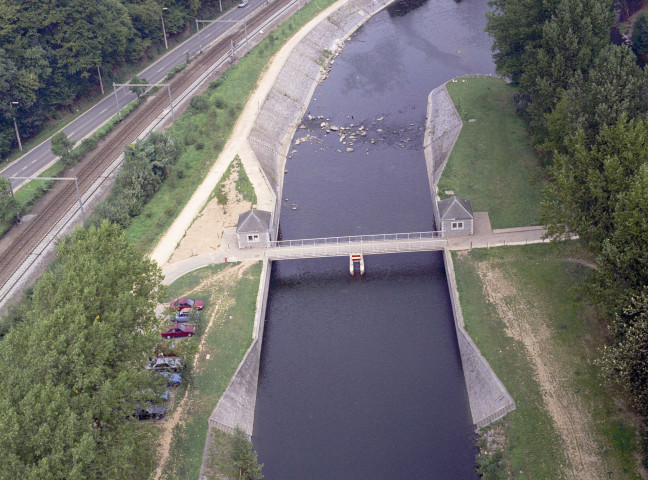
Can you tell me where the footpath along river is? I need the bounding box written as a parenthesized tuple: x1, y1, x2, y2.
(252, 0, 495, 477)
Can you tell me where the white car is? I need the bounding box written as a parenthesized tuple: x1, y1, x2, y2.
(238, 0, 248, 7)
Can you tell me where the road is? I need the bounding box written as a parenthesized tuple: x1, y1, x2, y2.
(1, 2, 263, 190)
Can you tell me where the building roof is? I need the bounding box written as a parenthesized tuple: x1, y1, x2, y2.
(236, 208, 271, 233)
(438, 196, 473, 220)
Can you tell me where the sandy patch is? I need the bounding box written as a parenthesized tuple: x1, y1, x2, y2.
(475, 261, 606, 480)
(155, 261, 254, 479)
(168, 164, 253, 264)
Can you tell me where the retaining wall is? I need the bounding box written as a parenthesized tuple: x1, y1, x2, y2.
(248, 0, 395, 201)
(424, 84, 463, 229)
(424, 81, 515, 429)
(443, 248, 515, 429)
(207, 258, 272, 438)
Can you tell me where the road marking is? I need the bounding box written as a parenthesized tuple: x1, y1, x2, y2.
(101, 107, 108, 113)
(31, 159, 37, 164)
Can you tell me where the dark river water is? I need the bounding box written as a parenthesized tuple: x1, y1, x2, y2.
(252, 0, 495, 477)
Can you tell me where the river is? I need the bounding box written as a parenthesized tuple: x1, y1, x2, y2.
(252, 0, 495, 477)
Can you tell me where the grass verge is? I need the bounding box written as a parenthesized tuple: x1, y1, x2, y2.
(161, 261, 262, 479)
(453, 243, 641, 479)
(440, 76, 544, 228)
(124, 0, 336, 252)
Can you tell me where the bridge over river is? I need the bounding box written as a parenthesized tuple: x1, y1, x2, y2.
(264, 231, 447, 260)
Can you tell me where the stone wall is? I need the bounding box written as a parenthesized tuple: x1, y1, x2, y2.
(424, 84, 463, 229)
(443, 247, 515, 430)
(248, 0, 395, 199)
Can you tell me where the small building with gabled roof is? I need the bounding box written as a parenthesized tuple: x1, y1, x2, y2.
(236, 208, 272, 249)
(436, 195, 474, 237)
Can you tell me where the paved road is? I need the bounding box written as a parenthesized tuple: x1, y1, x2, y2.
(1, 2, 263, 190)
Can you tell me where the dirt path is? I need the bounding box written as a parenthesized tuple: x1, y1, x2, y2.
(154, 262, 254, 479)
(475, 261, 606, 480)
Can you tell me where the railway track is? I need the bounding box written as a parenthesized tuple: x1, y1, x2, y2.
(0, 0, 297, 306)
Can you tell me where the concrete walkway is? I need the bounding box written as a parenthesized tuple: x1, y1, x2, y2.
(447, 212, 547, 250)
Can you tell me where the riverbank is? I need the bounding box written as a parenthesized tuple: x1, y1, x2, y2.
(454, 244, 643, 479)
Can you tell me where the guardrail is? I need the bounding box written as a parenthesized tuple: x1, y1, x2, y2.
(265, 231, 447, 259)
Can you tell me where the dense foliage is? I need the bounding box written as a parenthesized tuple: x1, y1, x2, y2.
(0, 0, 219, 159)
(0, 221, 164, 479)
(90, 130, 181, 228)
(487, 0, 648, 460)
(0, 176, 18, 231)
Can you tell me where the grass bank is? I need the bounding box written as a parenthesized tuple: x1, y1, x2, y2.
(161, 261, 262, 479)
(124, 0, 337, 252)
(453, 243, 640, 479)
(439, 76, 544, 228)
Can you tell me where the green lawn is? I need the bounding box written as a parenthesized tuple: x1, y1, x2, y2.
(440, 76, 544, 228)
(161, 261, 262, 479)
(453, 244, 640, 479)
(125, 0, 336, 252)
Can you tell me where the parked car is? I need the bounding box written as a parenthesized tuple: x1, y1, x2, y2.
(146, 357, 183, 372)
(137, 403, 166, 420)
(238, 0, 248, 7)
(173, 307, 197, 322)
(169, 298, 204, 311)
(159, 371, 182, 387)
(161, 323, 195, 339)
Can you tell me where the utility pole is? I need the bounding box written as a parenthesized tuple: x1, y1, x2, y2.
(97, 66, 104, 95)
(161, 7, 169, 50)
(10, 176, 86, 221)
(112, 83, 122, 121)
(9, 102, 22, 152)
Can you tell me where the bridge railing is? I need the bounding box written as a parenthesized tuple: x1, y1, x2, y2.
(266, 231, 444, 249)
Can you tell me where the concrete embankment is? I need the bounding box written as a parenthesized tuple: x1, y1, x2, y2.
(424, 80, 515, 429)
(443, 248, 515, 429)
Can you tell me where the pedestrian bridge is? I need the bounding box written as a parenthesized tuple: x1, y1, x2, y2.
(264, 231, 447, 260)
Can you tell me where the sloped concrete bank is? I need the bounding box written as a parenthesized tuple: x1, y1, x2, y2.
(248, 0, 395, 236)
(425, 80, 515, 429)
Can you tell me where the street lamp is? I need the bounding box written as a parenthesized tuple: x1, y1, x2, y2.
(161, 7, 169, 50)
(9, 101, 22, 152)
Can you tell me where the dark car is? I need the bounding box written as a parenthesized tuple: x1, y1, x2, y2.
(169, 298, 204, 311)
(159, 371, 182, 387)
(161, 323, 195, 339)
(137, 403, 166, 420)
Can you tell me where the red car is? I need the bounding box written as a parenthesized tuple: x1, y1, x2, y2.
(161, 323, 195, 339)
(169, 298, 204, 311)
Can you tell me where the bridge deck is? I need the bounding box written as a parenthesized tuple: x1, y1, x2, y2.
(264, 231, 447, 260)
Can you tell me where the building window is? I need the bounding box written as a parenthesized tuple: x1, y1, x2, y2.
(247, 234, 259, 242)
(451, 221, 464, 230)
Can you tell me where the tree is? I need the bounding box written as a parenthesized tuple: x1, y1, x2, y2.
(50, 131, 76, 161)
(541, 115, 648, 248)
(0, 176, 18, 226)
(0, 221, 164, 479)
(520, 0, 613, 137)
(542, 44, 648, 154)
(224, 428, 264, 480)
(600, 289, 648, 417)
(485, 0, 560, 83)
(632, 11, 648, 56)
(129, 75, 148, 98)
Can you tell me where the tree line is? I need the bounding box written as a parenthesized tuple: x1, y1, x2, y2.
(487, 0, 648, 460)
(0, 0, 222, 159)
